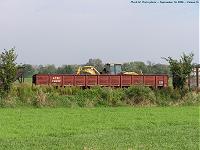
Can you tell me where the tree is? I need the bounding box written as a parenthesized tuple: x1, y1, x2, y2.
(134, 61, 148, 73)
(38, 65, 57, 74)
(122, 61, 147, 74)
(164, 53, 194, 89)
(57, 65, 77, 74)
(146, 61, 170, 74)
(122, 62, 136, 72)
(22, 64, 36, 77)
(0, 48, 17, 94)
(85, 58, 104, 72)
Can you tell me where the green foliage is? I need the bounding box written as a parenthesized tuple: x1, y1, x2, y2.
(154, 87, 182, 106)
(100, 87, 125, 106)
(122, 61, 170, 74)
(73, 87, 102, 107)
(122, 61, 148, 74)
(0, 83, 199, 108)
(73, 87, 125, 107)
(57, 65, 78, 74)
(16, 83, 35, 105)
(164, 53, 194, 90)
(178, 92, 200, 106)
(124, 86, 156, 105)
(85, 58, 104, 72)
(147, 61, 170, 74)
(38, 64, 57, 74)
(22, 64, 36, 77)
(0, 48, 17, 95)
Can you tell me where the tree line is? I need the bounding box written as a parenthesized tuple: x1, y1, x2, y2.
(22, 58, 171, 77)
(0, 48, 194, 97)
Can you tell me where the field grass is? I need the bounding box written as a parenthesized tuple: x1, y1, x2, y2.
(24, 77, 32, 83)
(0, 106, 199, 150)
(14, 78, 32, 85)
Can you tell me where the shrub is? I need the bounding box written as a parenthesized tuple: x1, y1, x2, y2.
(0, 83, 199, 108)
(124, 86, 156, 105)
(177, 92, 200, 106)
(154, 87, 182, 106)
(47, 93, 77, 108)
(34, 88, 48, 107)
(0, 49, 17, 95)
(57, 86, 81, 95)
(72, 87, 126, 107)
(164, 53, 193, 90)
(73, 87, 103, 107)
(0, 95, 17, 108)
(100, 87, 125, 106)
(16, 83, 35, 105)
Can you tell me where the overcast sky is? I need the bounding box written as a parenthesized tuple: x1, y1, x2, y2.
(0, 0, 199, 65)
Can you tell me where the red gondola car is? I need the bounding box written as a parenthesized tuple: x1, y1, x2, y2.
(32, 74, 168, 88)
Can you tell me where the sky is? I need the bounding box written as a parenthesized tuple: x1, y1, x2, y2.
(0, 0, 199, 65)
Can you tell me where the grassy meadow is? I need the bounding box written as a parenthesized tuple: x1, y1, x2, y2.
(0, 78, 199, 149)
(0, 106, 199, 150)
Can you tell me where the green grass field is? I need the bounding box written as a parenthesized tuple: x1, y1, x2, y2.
(0, 106, 199, 150)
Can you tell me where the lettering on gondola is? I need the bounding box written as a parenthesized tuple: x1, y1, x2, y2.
(52, 76, 61, 83)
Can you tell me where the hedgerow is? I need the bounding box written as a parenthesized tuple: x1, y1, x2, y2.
(0, 84, 199, 108)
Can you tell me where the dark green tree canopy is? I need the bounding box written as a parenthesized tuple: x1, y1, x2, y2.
(85, 58, 104, 72)
(38, 65, 57, 74)
(57, 65, 78, 74)
(22, 64, 36, 77)
(0, 48, 17, 94)
(164, 53, 194, 89)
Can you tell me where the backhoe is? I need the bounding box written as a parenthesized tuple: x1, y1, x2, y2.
(76, 63, 142, 75)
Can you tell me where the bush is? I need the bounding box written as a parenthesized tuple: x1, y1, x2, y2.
(154, 87, 182, 106)
(176, 92, 200, 106)
(0, 95, 17, 108)
(100, 87, 125, 106)
(34, 88, 47, 107)
(46, 91, 78, 108)
(16, 83, 35, 105)
(0, 49, 17, 94)
(124, 86, 156, 105)
(0, 83, 199, 108)
(72, 87, 126, 107)
(73, 87, 103, 107)
(55, 86, 81, 95)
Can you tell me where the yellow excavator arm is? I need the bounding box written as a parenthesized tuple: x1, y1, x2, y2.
(76, 64, 142, 75)
(76, 66, 100, 75)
